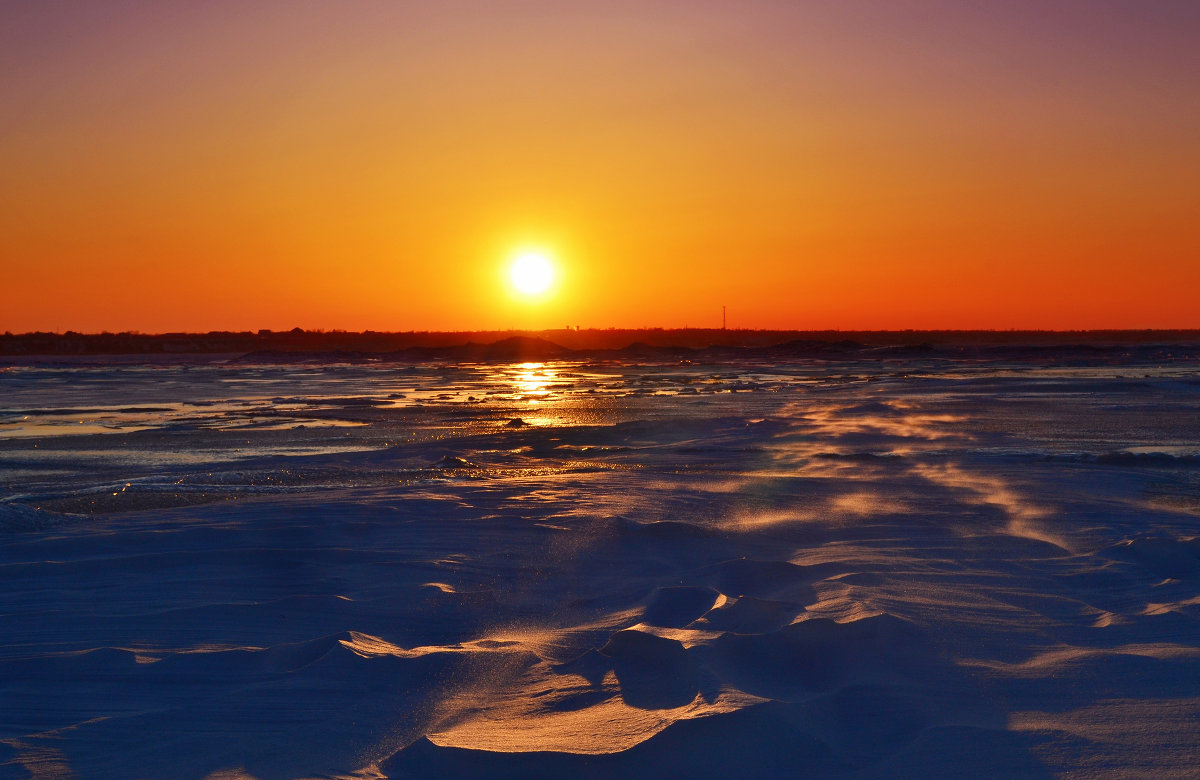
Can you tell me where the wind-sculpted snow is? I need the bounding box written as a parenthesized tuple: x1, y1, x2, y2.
(2, 355, 1200, 778)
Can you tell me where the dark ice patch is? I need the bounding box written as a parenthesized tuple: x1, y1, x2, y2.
(642, 586, 721, 628)
(599, 629, 700, 709)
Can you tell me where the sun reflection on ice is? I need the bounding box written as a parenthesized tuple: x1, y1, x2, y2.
(513, 362, 555, 402)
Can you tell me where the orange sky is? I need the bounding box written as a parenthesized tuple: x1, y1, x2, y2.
(2, 2, 1198, 332)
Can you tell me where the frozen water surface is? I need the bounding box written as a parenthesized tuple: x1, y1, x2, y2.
(2, 355, 1200, 778)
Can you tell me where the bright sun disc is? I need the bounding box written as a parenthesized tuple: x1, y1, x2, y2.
(509, 252, 555, 296)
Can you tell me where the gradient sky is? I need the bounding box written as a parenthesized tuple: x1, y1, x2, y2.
(3, 1, 1199, 332)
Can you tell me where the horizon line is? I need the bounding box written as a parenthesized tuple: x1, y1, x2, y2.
(6, 326, 1200, 339)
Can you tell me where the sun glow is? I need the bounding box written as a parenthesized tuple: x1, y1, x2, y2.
(507, 251, 556, 298)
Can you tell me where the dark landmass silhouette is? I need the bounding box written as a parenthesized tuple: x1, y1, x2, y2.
(3, 328, 1200, 364)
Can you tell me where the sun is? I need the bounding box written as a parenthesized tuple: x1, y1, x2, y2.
(507, 251, 556, 297)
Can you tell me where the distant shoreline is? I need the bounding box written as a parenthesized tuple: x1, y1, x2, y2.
(3, 328, 1200, 362)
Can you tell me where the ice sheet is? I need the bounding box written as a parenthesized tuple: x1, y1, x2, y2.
(2, 355, 1199, 778)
